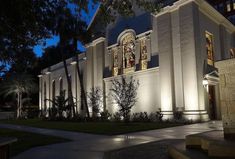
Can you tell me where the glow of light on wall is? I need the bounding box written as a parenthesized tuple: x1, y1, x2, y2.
(184, 80, 198, 111)
(161, 94, 171, 111)
(202, 79, 208, 86)
(137, 76, 152, 112)
(161, 81, 172, 111)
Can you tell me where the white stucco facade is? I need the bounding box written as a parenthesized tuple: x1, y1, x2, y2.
(39, 0, 235, 121)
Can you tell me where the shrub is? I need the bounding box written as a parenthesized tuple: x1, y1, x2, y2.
(156, 108, 163, 122)
(87, 87, 103, 118)
(100, 110, 111, 121)
(173, 107, 183, 121)
(112, 112, 122, 122)
(131, 112, 149, 122)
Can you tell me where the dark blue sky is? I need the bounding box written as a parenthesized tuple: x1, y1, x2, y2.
(33, 2, 99, 57)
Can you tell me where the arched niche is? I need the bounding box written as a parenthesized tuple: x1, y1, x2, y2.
(117, 29, 136, 74)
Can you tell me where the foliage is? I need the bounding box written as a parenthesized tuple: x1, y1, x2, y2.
(173, 107, 184, 121)
(0, 74, 37, 118)
(156, 108, 164, 122)
(132, 112, 149, 122)
(87, 87, 103, 117)
(112, 112, 122, 122)
(98, 0, 163, 25)
(38, 45, 77, 70)
(0, 0, 59, 63)
(46, 91, 70, 119)
(100, 110, 111, 121)
(131, 110, 164, 122)
(110, 76, 139, 122)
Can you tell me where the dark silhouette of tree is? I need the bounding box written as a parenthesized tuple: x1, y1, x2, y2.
(0, 74, 37, 118)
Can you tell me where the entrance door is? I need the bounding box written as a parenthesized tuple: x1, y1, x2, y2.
(208, 85, 216, 120)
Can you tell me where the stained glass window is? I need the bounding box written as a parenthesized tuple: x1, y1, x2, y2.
(206, 31, 214, 66)
(121, 33, 136, 74)
(140, 39, 148, 70)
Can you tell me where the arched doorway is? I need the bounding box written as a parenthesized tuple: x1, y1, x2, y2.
(204, 71, 220, 120)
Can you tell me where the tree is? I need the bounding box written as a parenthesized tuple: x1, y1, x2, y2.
(0, 74, 37, 118)
(9, 48, 37, 74)
(87, 87, 103, 117)
(0, 0, 60, 63)
(110, 76, 139, 122)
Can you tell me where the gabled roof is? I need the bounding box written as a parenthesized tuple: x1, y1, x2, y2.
(87, 4, 101, 30)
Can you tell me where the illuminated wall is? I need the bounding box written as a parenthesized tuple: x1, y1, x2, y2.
(104, 68, 160, 115)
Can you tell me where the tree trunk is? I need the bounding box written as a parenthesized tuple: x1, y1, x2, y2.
(73, 38, 90, 119)
(75, 55, 90, 118)
(19, 92, 22, 118)
(59, 44, 75, 118)
(16, 92, 20, 118)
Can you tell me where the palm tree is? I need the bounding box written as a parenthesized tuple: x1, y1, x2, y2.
(54, 6, 90, 118)
(0, 74, 37, 118)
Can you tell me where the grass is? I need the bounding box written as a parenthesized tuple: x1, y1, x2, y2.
(0, 119, 183, 135)
(0, 128, 70, 156)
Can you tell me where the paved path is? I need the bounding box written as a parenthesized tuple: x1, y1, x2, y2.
(0, 121, 222, 159)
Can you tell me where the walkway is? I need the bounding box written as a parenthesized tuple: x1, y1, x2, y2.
(0, 121, 222, 159)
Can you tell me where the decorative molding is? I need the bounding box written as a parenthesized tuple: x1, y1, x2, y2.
(152, 0, 235, 33)
(117, 29, 136, 44)
(136, 30, 153, 39)
(85, 37, 106, 47)
(103, 67, 159, 81)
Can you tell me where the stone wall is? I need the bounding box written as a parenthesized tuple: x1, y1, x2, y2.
(215, 58, 235, 139)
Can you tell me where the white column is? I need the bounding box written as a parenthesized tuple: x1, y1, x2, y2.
(156, 12, 174, 119)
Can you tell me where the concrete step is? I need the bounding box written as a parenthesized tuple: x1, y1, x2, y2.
(168, 139, 209, 159)
(186, 130, 235, 158)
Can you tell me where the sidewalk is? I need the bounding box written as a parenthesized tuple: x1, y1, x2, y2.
(0, 121, 222, 159)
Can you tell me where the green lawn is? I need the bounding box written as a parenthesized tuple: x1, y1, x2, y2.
(0, 128, 69, 156)
(0, 119, 183, 135)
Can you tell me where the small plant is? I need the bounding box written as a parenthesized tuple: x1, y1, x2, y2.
(173, 107, 183, 121)
(131, 112, 149, 122)
(87, 87, 103, 118)
(100, 110, 111, 121)
(148, 112, 156, 122)
(112, 112, 122, 122)
(46, 90, 70, 120)
(156, 108, 163, 122)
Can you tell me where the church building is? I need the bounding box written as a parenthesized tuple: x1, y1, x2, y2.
(38, 0, 235, 121)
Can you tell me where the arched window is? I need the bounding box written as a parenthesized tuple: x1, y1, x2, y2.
(112, 48, 119, 76)
(52, 80, 55, 100)
(59, 77, 63, 93)
(121, 32, 136, 74)
(43, 82, 47, 109)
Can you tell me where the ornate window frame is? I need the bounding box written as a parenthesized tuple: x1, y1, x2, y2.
(205, 31, 214, 66)
(118, 29, 136, 74)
